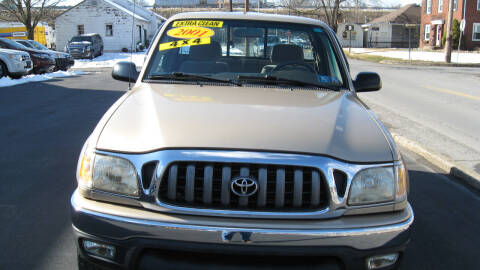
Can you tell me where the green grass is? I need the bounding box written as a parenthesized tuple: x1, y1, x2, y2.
(344, 51, 401, 63)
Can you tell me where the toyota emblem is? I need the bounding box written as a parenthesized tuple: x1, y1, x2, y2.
(230, 176, 258, 197)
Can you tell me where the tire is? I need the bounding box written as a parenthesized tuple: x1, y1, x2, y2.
(0, 61, 7, 78)
(9, 74, 23, 79)
(77, 255, 103, 270)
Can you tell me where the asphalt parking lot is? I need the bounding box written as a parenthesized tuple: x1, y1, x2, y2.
(0, 69, 479, 270)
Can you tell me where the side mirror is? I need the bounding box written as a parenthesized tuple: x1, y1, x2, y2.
(353, 72, 382, 92)
(112, 61, 139, 82)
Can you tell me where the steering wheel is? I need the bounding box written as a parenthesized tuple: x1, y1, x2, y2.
(272, 61, 316, 74)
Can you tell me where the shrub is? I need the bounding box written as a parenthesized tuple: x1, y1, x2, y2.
(442, 19, 461, 48)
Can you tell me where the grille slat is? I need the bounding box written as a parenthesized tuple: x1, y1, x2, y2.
(221, 166, 231, 205)
(311, 170, 321, 207)
(257, 167, 267, 207)
(238, 167, 250, 207)
(275, 168, 285, 208)
(293, 169, 303, 207)
(185, 165, 195, 202)
(167, 165, 178, 200)
(159, 162, 329, 212)
(203, 165, 213, 204)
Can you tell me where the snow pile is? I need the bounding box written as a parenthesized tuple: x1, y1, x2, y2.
(72, 52, 146, 69)
(349, 48, 480, 64)
(0, 70, 84, 88)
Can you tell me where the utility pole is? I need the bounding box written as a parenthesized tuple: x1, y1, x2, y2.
(244, 0, 249, 12)
(444, 0, 454, 63)
(228, 0, 232, 11)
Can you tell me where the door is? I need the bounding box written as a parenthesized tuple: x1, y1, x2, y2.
(436, 25, 441, 46)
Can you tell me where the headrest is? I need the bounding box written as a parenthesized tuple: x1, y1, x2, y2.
(188, 41, 221, 61)
(271, 44, 304, 63)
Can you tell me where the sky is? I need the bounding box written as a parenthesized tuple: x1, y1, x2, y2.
(61, 0, 421, 8)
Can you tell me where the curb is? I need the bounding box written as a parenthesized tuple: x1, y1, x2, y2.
(379, 60, 480, 68)
(392, 132, 480, 191)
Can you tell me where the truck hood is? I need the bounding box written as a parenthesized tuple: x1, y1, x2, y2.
(96, 83, 393, 163)
(0, 48, 28, 55)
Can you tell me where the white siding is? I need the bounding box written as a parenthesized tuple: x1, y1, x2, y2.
(56, 0, 160, 51)
(366, 23, 393, 48)
(336, 23, 364, 48)
(155, 0, 260, 6)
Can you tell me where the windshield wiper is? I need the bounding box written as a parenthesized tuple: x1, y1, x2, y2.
(237, 75, 339, 90)
(147, 72, 241, 86)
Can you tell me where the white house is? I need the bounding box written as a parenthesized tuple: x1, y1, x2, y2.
(155, 0, 261, 7)
(55, 0, 165, 52)
(363, 4, 420, 48)
(336, 23, 364, 48)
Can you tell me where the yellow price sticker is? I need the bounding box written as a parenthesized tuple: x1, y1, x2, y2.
(167, 26, 215, 39)
(159, 37, 211, 51)
(172, 20, 224, 28)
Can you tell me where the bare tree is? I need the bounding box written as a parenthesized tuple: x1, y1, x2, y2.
(0, 0, 62, 40)
(283, 0, 377, 31)
(283, 0, 349, 31)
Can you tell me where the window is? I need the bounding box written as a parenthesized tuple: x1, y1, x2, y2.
(77, 25, 84, 35)
(426, 0, 432, 14)
(473, 23, 480, 41)
(438, 0, 443, 12)
(478, 0, 480, 10)
(106, 24, 113, 36)
(453, 0, 458, 10)
(145, 19, 347, 89)
(424, 24, 431, 40)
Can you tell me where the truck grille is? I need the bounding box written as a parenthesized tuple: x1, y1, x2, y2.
(158, 162, 329, 211)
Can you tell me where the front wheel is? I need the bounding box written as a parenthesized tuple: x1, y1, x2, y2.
(78, 255, 102, 270)
(0, 61, 7, 78)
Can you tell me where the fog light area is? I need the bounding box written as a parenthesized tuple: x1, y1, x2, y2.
(366, 253, 399, 269)
(83, 239, 116, 259)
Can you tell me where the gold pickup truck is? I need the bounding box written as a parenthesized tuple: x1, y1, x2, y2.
(72, 12, 413, 270)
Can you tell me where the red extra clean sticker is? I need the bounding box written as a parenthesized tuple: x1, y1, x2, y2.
(167, 26, 215, 39)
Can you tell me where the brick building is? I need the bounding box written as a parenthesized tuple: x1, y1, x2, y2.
(420, 0, 480, 50)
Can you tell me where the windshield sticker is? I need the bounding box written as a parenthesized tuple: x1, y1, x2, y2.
(313, 28, 323, 33)
(159, 37, 211, 51)
(167, 26, 215, 39)
(172, 20, 223, 28)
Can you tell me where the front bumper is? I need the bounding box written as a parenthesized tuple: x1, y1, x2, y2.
(71, 189, 413, 269)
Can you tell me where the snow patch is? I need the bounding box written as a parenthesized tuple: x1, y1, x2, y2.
(0, 70, 84, 88)
(349, 48, 480, 64)
(72, 52, 146, 69)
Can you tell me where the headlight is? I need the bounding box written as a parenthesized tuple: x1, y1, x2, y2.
(77, 142, 139, 197)
(348, 162, 408, 205)
(349, 166, 394, 205)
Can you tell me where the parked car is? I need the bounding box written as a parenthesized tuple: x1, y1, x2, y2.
(72, 12, 413, 270)
(0, 38, 55, 74)
(0, 48, 33, 78)
(66, 33, 103, 59)
(14, 39, 74, 71)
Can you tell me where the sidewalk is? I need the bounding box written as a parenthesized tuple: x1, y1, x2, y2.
(349, 48, 480, 64)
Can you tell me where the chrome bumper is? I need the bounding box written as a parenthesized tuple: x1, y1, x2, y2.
(71, 189, 413, 251)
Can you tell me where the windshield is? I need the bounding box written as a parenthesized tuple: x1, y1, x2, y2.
(70, 36, 92, 42)
(15, 40, 35, 48)
(1, 38, 29, 50)
(29, 40, 48, 50)
(144, 19, 345, 89)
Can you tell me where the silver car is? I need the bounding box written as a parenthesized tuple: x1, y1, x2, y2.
(72, 12, 413, 270)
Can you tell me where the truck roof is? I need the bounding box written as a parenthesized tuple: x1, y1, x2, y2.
(168, 12, 329, 28)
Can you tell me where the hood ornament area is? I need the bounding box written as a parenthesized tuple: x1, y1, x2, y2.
(230, 176, 258, 197)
